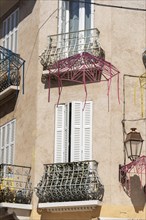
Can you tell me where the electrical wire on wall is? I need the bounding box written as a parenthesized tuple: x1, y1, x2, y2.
(122, 0, 146, 168)
(144, 0, 146, 123)
(64, 0, 146, 12)
(20, 0, 146, 171)
(144, 2, 146, 220)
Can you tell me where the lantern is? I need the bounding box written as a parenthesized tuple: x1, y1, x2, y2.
(124, 128, 143, 161)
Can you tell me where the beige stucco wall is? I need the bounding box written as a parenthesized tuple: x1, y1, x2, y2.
(0, 0, 146, 219)
(0, 1, 40, 218)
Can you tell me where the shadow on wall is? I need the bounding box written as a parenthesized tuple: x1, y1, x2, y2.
(0, 208, 18, 220)
(0, 93, 18, 118)
(19, 0, 36, 25)
(0, 0, 36, 39)
(39, 206, 102, 220)
(130, 175, 146, 213)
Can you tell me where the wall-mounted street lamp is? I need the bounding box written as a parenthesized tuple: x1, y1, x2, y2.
(120, 54, 146, 195)
(119, 127, 146, 195)
(124, 128, 143, 161)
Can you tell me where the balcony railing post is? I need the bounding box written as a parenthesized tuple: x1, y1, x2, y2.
(8, 49, 11, 86)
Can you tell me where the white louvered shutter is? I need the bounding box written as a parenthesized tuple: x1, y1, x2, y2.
(0, 126, 5, 163)
(9, 120, 15, 164)
(71, 101, 82, 162)
(2, 127, 5, 163)
(6, 123, 10, 164)
(2, 9, 19, 52)
(54, 105, 66, 163)
(64, 104, 69, 162)
(0, 120, 15, 164)
(82, 101, 93, 160)
(58, 1, 69, 55)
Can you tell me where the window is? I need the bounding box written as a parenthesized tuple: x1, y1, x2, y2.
(2, 9, 19, 53)
(59, 0, 93, 34)
(0, 120, 16, 164)
(54, 101, 92, 163)
(58, 0, 94, 55)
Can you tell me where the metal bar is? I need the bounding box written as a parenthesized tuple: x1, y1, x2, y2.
(0, 163, 31, 169)
(22, 61, 25, 94)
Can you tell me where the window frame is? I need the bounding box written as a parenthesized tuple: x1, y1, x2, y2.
(58, 0, 94, 34)
(54, 101, 93, 163)
(58, 0, 94, 56)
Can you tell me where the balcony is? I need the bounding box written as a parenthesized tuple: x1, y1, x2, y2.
(36, 160, 104, 212)
(39, 29, 120, 105)
(0, 164, 32, 209)
(0, 46, 25, 102)
(40, 28, 104, 70)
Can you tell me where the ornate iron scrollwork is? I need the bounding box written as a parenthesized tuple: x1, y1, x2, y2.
(36, 160, 104, 203)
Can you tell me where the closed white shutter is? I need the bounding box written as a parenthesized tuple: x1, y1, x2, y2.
(0, 126, 5, 163)
(71, 101, 82, 162)
(54, 104, 65, 163)
(82, 101, 92, 160)
(59, 0, 69, 34)
(64, 104, 69, 162)
(2, 9, 19, 52)
(58, 1, 69, 56)
(6, 123, 10, 164)
(0, 120, 15, 164)
(2, 127, 5, 163)
(9, 120, 15, 164)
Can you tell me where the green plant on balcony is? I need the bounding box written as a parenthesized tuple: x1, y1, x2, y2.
(0, 164, 32, 204)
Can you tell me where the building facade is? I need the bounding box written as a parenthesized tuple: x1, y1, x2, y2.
(0, 0, 146, 220)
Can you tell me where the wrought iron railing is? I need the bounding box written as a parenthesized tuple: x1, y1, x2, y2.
(119, 156, 146, 197)
(40, 28, 104, 69)
(0, 164, 32, 204)
(36, 160, 104, 203)
(0, 69, 20, 93)
(0, 46, 25, 93)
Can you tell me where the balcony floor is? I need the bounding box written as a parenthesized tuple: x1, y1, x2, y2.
(0, 202, 32, 210)
(0, 85, 19, 101)
(38, 200, 102, 212)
